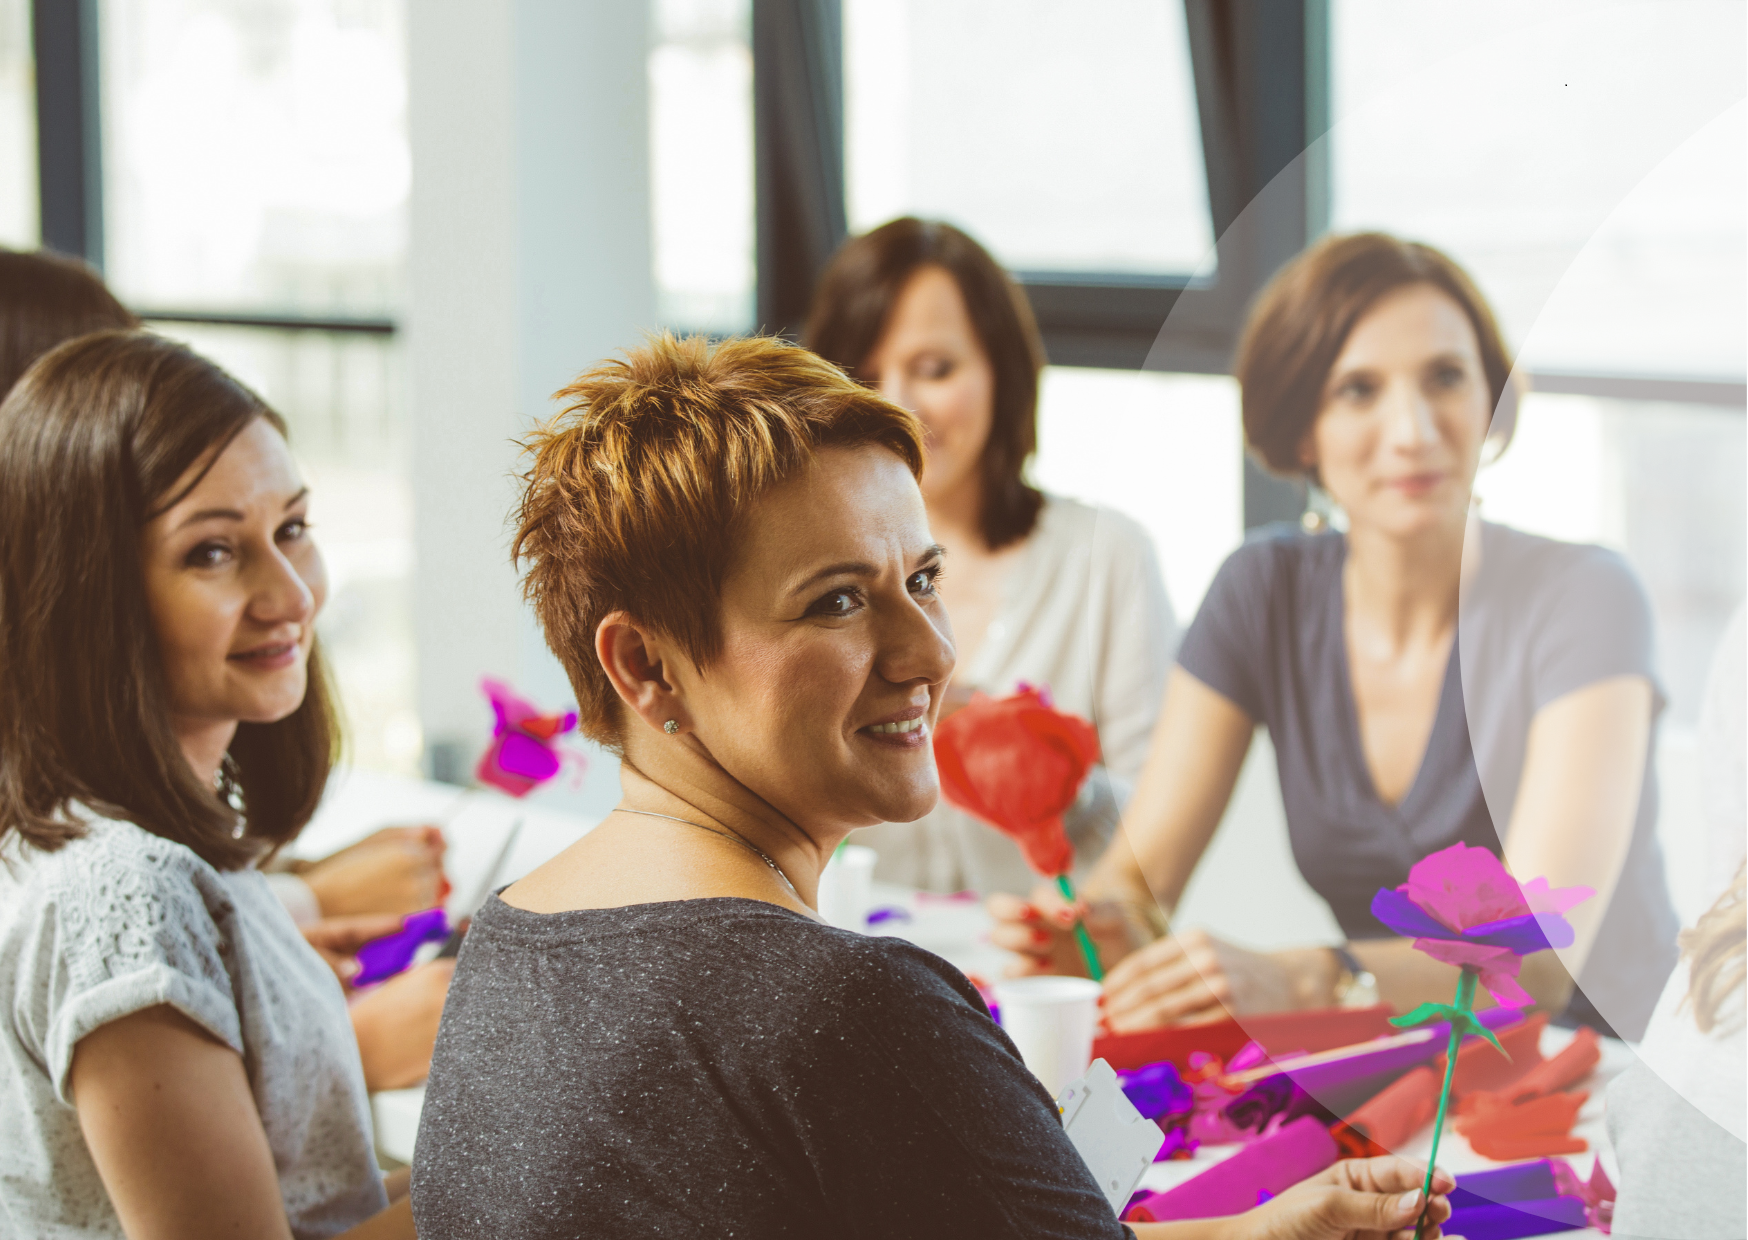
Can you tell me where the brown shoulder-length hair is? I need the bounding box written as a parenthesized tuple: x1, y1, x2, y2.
(804, 217, 1046, 551)
(1236, 232, 1519, 478)
(0, 247, 138, 400)
(0, 331, 338, 870)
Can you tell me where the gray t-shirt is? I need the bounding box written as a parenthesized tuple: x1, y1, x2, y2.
(0, 815, 388, 1239)
(1178, 521, 1678, 1039)
(412, 895, 1132, 1239)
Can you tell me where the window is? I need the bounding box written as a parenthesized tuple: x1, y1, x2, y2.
(649, 0, 755, 333)
(99, 0, 408, 316)
(1330, 0, 1746, 380)
(1475, 394, 1744, 728)
(843, 0, 1214, 277)
(1032, 368, 1242, 628)
(0, 0, 33, 246)
(100, 0, 419, 776)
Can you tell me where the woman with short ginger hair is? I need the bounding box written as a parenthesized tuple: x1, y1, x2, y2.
(411, 333, 1453, 1240)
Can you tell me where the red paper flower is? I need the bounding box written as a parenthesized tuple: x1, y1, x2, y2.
(932, 685, 1099, 876)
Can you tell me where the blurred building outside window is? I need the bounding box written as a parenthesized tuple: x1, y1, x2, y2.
(102, 0, 420, 776)
(0, 0, 35, 247)
(843, 0, 1214, 277)
(649, 0, 755, 334)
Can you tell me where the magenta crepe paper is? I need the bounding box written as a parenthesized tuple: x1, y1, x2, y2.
(1123, 1116, 1338, 1223)
(475, 677, 583, 798)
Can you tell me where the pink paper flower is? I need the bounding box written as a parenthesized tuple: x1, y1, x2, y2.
(1371, 843, 1593, 1007)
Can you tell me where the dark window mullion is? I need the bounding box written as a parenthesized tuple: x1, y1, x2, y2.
(33, 0, 103, 265)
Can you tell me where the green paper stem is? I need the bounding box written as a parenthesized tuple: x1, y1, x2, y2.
(1415, 967, 1477, 1240)
(1055, 873, 1104, 982)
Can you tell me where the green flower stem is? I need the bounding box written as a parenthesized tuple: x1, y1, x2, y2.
(1055, 873, 1105, 982)
(1416, 967, 1477, 1240)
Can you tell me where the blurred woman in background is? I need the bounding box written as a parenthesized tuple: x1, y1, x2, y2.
(0, 332, 424, 1236)
(995, 233, 1679, 1041)
(806, 218, 1178, 899)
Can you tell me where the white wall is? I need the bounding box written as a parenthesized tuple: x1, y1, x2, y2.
(407, 0, 653, 816)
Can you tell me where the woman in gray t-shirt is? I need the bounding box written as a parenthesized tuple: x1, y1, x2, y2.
(995, 233, 1678, 1042)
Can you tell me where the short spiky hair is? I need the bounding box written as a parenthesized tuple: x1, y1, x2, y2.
(513, 334, 925, 747)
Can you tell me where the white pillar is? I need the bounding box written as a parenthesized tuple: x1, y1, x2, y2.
(407, 0, 653, 814)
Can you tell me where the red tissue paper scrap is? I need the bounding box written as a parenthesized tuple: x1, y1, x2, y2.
(932, 684, 1098, 877)
(475, 677, 584, 798)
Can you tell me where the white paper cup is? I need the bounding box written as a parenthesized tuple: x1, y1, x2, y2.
(991, 976, 1102, 1096)
(816, 844, 877, 931)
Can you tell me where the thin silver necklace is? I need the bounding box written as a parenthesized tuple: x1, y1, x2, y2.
(616, 808, 801, 898)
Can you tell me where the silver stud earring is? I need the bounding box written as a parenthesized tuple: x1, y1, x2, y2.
(663, 720, 679, 735)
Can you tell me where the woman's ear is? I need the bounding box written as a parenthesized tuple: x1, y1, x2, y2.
(1296, 426, 1319, 472)
(595, 612, 690, 738)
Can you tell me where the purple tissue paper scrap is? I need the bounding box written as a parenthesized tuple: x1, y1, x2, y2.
(354, 907, 450, 986)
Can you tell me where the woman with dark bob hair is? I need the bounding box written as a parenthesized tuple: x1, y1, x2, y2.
(410, 332, 1453, 1239)
(997, 232, 1680, 1043)
(805, 218, 1178, 900)
(0, 332, 418, 1237)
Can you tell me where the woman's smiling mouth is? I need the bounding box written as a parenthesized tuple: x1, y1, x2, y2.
(860, 703, 930, 747)
(228, 640, 299, 670)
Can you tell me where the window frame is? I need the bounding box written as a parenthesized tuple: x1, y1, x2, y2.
(33, 0, 1746, 528)
(749, 0, 1745, 528)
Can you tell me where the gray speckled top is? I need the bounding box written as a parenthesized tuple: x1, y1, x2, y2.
(412, 895, 1131, 1239)
(0, 814, 387, 1239)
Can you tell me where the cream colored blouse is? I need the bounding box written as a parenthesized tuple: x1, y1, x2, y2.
(858, 495, 1178, 896)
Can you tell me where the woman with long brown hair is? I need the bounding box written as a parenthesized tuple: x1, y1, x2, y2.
(806, 218, 1178, 898)
(0, 332, 415, 1237)
(996, 233, 1679, 1043)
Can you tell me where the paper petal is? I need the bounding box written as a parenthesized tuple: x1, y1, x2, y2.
(1371, 887, 1459, 940)
(497, 731, 562, 782)
(1463, 910, 1576, 953)
(1521, 876, 1595, 916)
(1401, 843, 1530, 931)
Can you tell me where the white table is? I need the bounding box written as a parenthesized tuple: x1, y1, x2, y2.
(319, 788, 1621, 1240)
(295, 768, 603, 1165)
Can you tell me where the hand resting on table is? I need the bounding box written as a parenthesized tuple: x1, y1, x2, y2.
(300, 825, 449, 917)
(989, 883, 1336, 1031)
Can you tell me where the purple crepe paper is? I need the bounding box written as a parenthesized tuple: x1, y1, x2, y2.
(354, 907, 451, 986)
(1264, 1003, 1526, 1099)
(1119, 1061, 1195, 1121)
(1452, 1159, 1614, 1236)
(865, 906, 912, 926)
(1123, 1116, 1338, 1223)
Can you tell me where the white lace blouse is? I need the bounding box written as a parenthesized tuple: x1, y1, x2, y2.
(0, 813, 388, 1238)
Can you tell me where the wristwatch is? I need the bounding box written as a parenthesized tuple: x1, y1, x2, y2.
(1330, 945, 1380, 1009)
